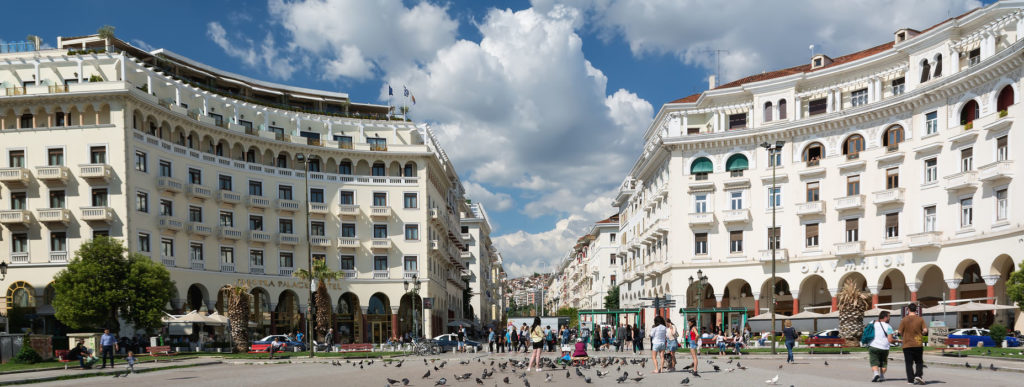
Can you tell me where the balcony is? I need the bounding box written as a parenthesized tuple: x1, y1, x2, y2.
(340, 270, 357, 279)
(979, 160, 1013, 182)
(687, 212, 715, 226)
(35, 166, 70, 183)
(944, 171, 979, 191)
(249, 231, 272, 243)
(186, 184, 212, 200)
(80, 206, 113, 222)
(404, 271, 418, 279)
(217, 190, 242, 205)
(190, 260, 206, 271)
(11, 253, 29, 264)
(79, 163, 113, 181)
(796, 201, 825, 216)
(0, 167, 30, 185)
(36, 208, 71, 223)
(279, 267, 294, 277)
(221, 264, 235, 273)
(186, 224, 213, 237)
(157, 177, 184, 194)
(246, 195, 271, 208)
(0, 210, 32, 225)
(337, 204, 359, 217)
(161, 256, 175, 267)
(757, 248, 789, 262)
(250, 266, 265, 275)
(908, 231, 943, 248)
(275, 198, 299, 211)
(217, 227, 243, 240)
(158, 216, 183, 232)
(835, 195, 864, 212)
(872, 188, 905, 205)
(430, 239, 440, 251)
(309, 202, 329, 215)
(429, 208, 441, 224)
(371, 239, 393, 250)
(835, 241, 865, 256)
(373, 270, 390, 279)
(338, 237, 359, 249)
(721, 209, 750, 223)
(278, 233, 301, 245)
(49, 251, 68, 263)
(460, 250, 472, 259)
(310, 236, 333, 247)
(369, 206, 392, 218)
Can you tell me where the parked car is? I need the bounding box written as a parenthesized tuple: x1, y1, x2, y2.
(252, 335, 307, 351)
(948, 328, 1021, 347)
(812, 329, 840, 338)
(432, 334, 481, 352)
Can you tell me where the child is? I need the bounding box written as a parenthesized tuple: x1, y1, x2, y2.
(125, 351, 137, 373)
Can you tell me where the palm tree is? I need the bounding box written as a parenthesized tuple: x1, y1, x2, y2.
(225, 285, 251, 353)
(837, 279, 870, 345)
(97, 25, 115, 51)
(293, 258, 343, 341)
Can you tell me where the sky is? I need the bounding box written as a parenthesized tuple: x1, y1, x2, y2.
(4, 0, 985, 278)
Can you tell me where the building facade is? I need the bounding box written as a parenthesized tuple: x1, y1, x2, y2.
(616, 2, 1023, 332)
(0, 34, 483, 343)
(545, 215, 621, 312)
(461, 202, 506, 329)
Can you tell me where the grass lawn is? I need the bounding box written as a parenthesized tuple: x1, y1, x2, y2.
(936, 347, 1024, 359)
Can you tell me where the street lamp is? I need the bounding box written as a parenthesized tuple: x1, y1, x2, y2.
(760, 140, 784, 355)
(0, 261, 8, 280)
(688, 269, 708, 331)
(404, 275, 422, 339)
(296, 153, 316, 358)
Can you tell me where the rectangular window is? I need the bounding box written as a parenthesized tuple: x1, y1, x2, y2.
(694, 233, 708, 255)
(924, 158, 938, 184)
(309, 188, 324, 203)
(609, 233, 616, 243)
(161, 238, 174, 257)
(767, 227, 781, 250)
(404, 256, 418, 272)
(341, 223, 356, 237)
(405, 224, 419, 240)
(851, 88, 868, 106)
(729, 191, 743, 210)
(806, 182, 820, 202)
(997, 189, 1008, 221)
(12, 234, 28, 253)
(250, 250, 264, 267)
(368, 137, 387, 151)
(278, 185, 293, 200)
(924, 206, 937, 232)
(808, 98, 827, 115)
(728, 113, 747, 129)
(892, 77, 906, 96)
(374, 256, 388, 271)
(925, 111, 938, 135)
(340, 191, 354, 205)
(47, 148, 64, 166)
(249, 215, 263, 231)
(137, 233, 150, 252)
(768, 187, 782, 208)
(279, 218, 293, 234)
(159, 160, 172, 177)
(885, 213, 900, 238)
(768, 149, 782, 167)
(997, 136, 1008, 161)
(805, 223, 819, 247)
(188, 168, 202, 184)
(189, 206, 202, 222)
(189, 243, 204, 262)
(846, 218, 860, 242)
(886, 168, 899, 189)
(335, 135, 353, 149)
(373, 192, 387, 206)
(610, 253, 617, 265)
(218, 175, 232, 191)
(280, 252, 293, 268)
(221, 247, 235, 264)
(961, 197, 974, 227)
(136, 191, 149, 212)
(238, 120, 253, 130)
(339, 161, 352, 174)
(373, 224, 388, 238)
(961, 148, 973, 172)
(91, 188, 108, 207)
(135, 151, 147, 172)
(49, 190, 65, 208)
(968, 48, 981, 66)
(8, 150, 24, 167)
(404, 193, 418, 209)
(51, 232, 67, 252)
(248, 180, 263, 196)
(310, 221, 325, 236)
(694, 194, 708, 213)
(10, 192, 26, 210)
(847, 175, 860, 196)
(341, 255, 355, 271)
(219, 211, 234, 227)
(160, 199, 173, 216)
(90, 146, 107, 164)
(729, 230, 743, 253)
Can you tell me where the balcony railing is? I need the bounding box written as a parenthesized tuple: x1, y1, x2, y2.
(338, 237, 359, 248)
(835, 241, 865, 256)
(49, 251, 68, 263)
(159, 216, 183, 232)
(835, 195, 864, 211)
(337, 204, 359, 217)
(79, 164, 113, 181)
(687, 212, 715, 225)
(275, 198, 300, 211)
(310, 236, 332, 247)
(908, 231, 943, 248)
(35, 166, 70, 182)
(340, 270, 357, 279)
(721, 209, 750, 223)
(217, 190, 242, 204)
(979, 160, 1013, 182)
(278, 234, 301, 245)
(250, 266, 265, 275)
(187, 224, 213, 237)
(369, 206, 392, 218)
(371, 239, 392, 250)
(0, 167, 31, 185)
(373, 270, 389, 279)
(872, 188, 905, 205)
(11, 253, 29, 264)
(796, 201, 825, 216)
(190, 260, 205, 270)
(247, 195, 272, 208)
(157, 176, 184, 193)
(186, 184, 212, 200)
(36, 208, 71, 223)
(279, 267, 294, 277)
(944, 171, 979, 191)
(0, 210, 32, 224)
(309, 202, 329, 214)
(757, 249, 789, 262)
(249, 231, 272, 243)
(80, 206, 113, 222)
(221, 263, 235, 273)
(161, 256, 175, 267)
(218, 227, 243, 240)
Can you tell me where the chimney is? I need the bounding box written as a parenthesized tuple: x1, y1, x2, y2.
(708, 75, 717, 89)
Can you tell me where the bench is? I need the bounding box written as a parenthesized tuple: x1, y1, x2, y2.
(942, 338, 971, 357)
(146, 345, 175, 362)
(55, 350, 73, 370)
(338, 343, 373, 353)
(806, 337, 850, 354)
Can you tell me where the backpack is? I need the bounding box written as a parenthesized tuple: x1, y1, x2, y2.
(860, 322, 877, 345)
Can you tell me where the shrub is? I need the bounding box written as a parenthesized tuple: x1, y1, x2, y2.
(990, 324, 1007, 345)
(88, 75, 104, 82)
(999, 109, 1008, 118)
(12, 341, 43, 364)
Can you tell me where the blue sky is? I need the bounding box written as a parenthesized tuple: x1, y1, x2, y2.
(3, 0, 984, 277)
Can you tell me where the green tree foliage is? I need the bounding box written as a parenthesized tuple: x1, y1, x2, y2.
(12, 339, 42, 364)
(555, 307, 578, 329)
(604, 286, 620, 309)
(1008, 260, 1024, 309)
(989, 323, 1008, 345)
(52, 237, 174, 330)
(293, 258, 343, 340)
(97, 25, 115, 40)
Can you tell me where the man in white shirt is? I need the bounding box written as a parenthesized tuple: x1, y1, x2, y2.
(867, 310, 895, 383)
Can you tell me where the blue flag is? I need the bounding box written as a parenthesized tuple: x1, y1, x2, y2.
(403, 86, 409, 97)
(388, 85, 393, 96)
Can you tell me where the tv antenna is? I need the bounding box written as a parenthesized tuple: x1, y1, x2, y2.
(713, 49, 730, 85)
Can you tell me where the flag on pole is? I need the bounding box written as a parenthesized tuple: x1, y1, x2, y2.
(388, 84, 393, 96)
(403, 86, 409, 97)
(411, 94, 416, 105)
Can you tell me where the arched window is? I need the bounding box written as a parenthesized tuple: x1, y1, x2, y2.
(778, 99, 787, 120)
(843, 134, 865, 158)
(690, 157, 713, 180)
(960, 100, 980, 125)
(725, 154, 749, 177)
(245, 149, 256, 163)
(882, 125, 904, 149)
(368, 294, 388, 315)
(920, 59, 931, 83)
(997, 85, 1015, 113)
(6, 281, 36, 309)
(763, 101, 773, 122)
(339, 160, 352, 175)
(403, 162, 417, 177)
(962, 264, 983, 284)
(933, 54, 942, 78)
(802, 142, 824, 166)
(276, 154, 288, 168)
(371, 162, 386, 176)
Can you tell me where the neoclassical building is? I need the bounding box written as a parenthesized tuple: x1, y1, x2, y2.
(461, 202, 507, 329)
(547, 215, 621, 312)
(0, 34, 500, 343)
(616, 2, 1023, 332)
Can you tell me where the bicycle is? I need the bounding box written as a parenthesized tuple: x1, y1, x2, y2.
(412, 338, 439, 356)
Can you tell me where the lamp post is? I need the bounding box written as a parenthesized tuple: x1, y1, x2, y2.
(296, 153, 315, 358)
(0, 261, 7, 280)
(760, 140, 784, 355)
(404, 275, 422, 339)
(688, 269, 708, 332)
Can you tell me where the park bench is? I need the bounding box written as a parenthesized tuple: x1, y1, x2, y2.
(146, 345, 175, 362)
(339, 343, 373, 353)
(942, 338, 971, 356)
(806, 337, 850, 354)
(54, 350, 73, 369)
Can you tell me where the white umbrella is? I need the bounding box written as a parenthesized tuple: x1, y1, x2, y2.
(789, 311, 826, 319)
(923, 302, 1018, 314)
(864, 308, 902, 317)
(749, 312, 791, 321)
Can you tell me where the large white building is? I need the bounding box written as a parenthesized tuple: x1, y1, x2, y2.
(547, 215, 621, 312)
(615, 2, 1023, 332)
(0, 33, 501, 343)
(461, 202, 507, 329)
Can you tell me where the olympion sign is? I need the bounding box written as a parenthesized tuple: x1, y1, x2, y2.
(799, 254, 905, 274)
(234, 278, 350, 290)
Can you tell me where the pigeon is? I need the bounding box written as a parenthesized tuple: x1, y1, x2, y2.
(387, 378, 400, 385)
(976, 363, 983, 370)
(566, 371, 571, 379)
(462, 373, 474, 380)
(584, 376, 592, 384)
(990, 364, 998, 371)
(476, 378, 484, 385)
(435, 378, 448, 386)
(596, 370, 607, 378)
(713, 365, 720, 372)
(576, 368, 584, 377)
(824, 360, 829, 366)
(402, 378, 410, 386)
(680, 376, 690, 385)
(545, 374, 552, 382)
(615, 374, 627, 384)
(424, 370, 432, 378)
(524, 379, 531, 387)
(765, 374, 780, 385)
(503, 376, 510, 384)
(435, 366, 440, 371)
(631, 377, 644, 383)
(965, 362, 972, 368)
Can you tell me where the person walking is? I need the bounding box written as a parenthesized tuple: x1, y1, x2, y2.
(687, 320, 699, 375)
(488, 328, 496, 353)
(649, 316, 667, 374)
(324, 328, 335, 352)
(866, 310, 896, 383)
(99, 328, 118, 368)
(528, 317, 545, 371)
(665, 319, 678, 370)
(520, 324, 530, 353)
(507, 324, 515, 353)
(561, 325, 571, 346)
(615, 323, 626, 352)
(624, 324, 633, 353)
(899, 304, 927, 385)
(456, 325, 466, 353)
(581, 325, 591, 351)
(782, 320, 798, 363)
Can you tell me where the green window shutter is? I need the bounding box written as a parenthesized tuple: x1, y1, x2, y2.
(691, 157, 713, 173)
(726, 154, 749, 171)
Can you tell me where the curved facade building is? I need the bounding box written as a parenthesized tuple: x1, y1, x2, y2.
(0, 34, 502, 342)
(616, 2, 1023, 332)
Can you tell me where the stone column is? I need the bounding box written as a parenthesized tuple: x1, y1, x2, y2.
(983, 275, 1000, 304)
(147, 74, 152, 95)
(906, 282, 920, 303)
(829, 288, 839, 311)
(867, 78, 875, 103)
(752, 292, 761, 315)
(945, 279, 962, 306)
(794, 96, 802, 119)
(77, 59, 84, 83)
(681, 113, 688, 134)
(868, 286, 880, 308)
(826, 89, 834, 113)
(391, 306, 400, 338)
(175, 87, 181, 106)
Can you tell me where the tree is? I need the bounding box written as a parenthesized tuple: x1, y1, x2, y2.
(293, 258, 342, 340)
(837, 279, 870, 345)
(555, 307, 578, 329)
(97, 25, 115, 50)
(604, 286, 620, 309)
(1008, 260, 1024, 309)
(225, 286, 251, 353)
(52, 237, 174, 330)
(462, 286, 474, 321)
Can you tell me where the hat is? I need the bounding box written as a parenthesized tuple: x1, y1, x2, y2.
(576, 338, 582, 343)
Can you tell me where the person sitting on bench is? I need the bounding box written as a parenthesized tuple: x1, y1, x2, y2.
(571, 338, 589, 364)
(68, 340, 95, 369)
